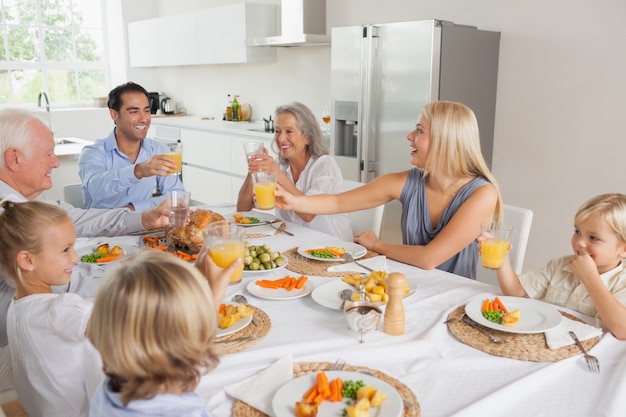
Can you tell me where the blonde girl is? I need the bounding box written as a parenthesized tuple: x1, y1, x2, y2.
(0, 200, 102, 417)
(87, 250, 227, 417)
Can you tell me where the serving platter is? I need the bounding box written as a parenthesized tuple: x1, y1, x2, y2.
(272, 370, 403, 417)
(311, 279, 417, 310)
(464, 296, 563, 334)
(297, 242, 366, 262)
(246, 279, 314, 300)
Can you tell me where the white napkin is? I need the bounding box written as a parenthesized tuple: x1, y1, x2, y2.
(224, 355, 293, 416)
(545, 316, 603, 349)
(326, 255, 388, 273)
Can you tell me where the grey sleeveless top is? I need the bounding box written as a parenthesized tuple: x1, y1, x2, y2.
(400, 168, 491, 279)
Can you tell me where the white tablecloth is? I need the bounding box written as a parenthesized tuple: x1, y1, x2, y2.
(83, 205, 626, 417)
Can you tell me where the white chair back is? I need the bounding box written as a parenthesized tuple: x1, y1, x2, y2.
(342, 179, 385, 236)
(476, 204, 534, 285)
(63, 183, 84, 209)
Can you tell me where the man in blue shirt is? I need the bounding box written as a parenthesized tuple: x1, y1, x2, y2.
(79, 82, 185, 211)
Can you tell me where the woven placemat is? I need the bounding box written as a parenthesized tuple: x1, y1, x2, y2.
(232, 361, 420, 417)
(283, 248, 381, 277)
(447, 305, 601, 362)
(214, 306, 271, 355)
(1, 400, 27, 417)
(246, 221, 287, 239)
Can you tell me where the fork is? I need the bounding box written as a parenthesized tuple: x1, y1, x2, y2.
(462, 316, 510, 343)
(341, 252, 374, 272)
(330, 358, 346, 371)
(569, 331, 600, 373)
(267, 221, 294, 236)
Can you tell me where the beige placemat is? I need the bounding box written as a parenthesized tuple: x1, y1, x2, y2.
(246, 221, 287, 239)
(283, 248, 381, 277)
(447, 305, 601, 362)
(214, 306, 271, 355)
(1, 400, 27, 417)
(232, 361, 420, 417)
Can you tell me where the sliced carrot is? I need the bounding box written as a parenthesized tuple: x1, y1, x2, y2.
(494, 296, 509, 314)
(316, 371, 331, 398)
(255, 280, 280, 289)
(295, 275, 308, 289)
(305, 387, 319, 404)
(303, 383, 318, 400)
(481, 298, 490, 313)
(335, 378, 343, 401)
(96, 253, 123, 263)
(313, 392, 325, 405)
(286, 277, 298, 292)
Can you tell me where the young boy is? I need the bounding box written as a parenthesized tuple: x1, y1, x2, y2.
(495, 193, 626, 340)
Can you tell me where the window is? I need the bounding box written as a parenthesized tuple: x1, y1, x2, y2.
(0, 0, 108, 107)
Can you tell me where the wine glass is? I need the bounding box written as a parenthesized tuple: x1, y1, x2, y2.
(321, 109, 331, 133)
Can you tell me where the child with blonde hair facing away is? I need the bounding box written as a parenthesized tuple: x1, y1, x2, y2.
(0, 200, 103, 417)
(87, 249, 235, 416)
(494, 193, 626, 339)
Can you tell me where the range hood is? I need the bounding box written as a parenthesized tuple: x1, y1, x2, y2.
(246, 0, 330, 47)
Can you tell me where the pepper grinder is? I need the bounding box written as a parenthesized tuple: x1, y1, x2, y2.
(383, 272, 406, 335)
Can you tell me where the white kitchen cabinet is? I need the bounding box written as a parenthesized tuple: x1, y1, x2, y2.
(197, 3, 276, 65)
(181, 129, 230, 173)
(182, 165, 231, 205)
(160, 12, 198, 66)
(128, 3, 275, 68)
(127, 18, 160, 67)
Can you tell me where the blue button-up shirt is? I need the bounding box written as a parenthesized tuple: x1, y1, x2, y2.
(78, 129, 185, 211)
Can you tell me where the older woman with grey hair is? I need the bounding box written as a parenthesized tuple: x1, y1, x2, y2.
(237, 102, 352, 241)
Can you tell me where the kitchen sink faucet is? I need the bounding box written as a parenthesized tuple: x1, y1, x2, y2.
(37, 91, 55, 137)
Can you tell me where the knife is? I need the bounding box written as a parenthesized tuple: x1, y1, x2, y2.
(267, 221, 294, 236)
(215, 335, 262, 344)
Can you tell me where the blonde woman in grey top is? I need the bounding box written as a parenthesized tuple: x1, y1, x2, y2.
(274, 101, 503, 279)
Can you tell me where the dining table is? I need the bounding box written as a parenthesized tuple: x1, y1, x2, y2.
(86, 203, 626, 417)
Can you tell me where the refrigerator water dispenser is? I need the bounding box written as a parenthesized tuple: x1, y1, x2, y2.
(333, 101, 358, 158)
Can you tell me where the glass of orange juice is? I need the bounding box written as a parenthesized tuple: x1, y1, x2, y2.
(480, 222, 513, 269)
(251, 172, 278, 210)
(202, 221, 245, 284)
(163, 142, 182, 175)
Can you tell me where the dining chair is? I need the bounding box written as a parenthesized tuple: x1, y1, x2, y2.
(476, 204, 534, 286)
(341, 179, 385, 236)
(63, 183, 84, 209)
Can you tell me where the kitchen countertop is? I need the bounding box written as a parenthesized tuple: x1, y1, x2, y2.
(54, 137, 94, 157)
(149, 116, 275, 138)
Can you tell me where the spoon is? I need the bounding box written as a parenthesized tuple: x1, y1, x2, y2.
(231, 294, 258, 326)
(339, 289, 353, 311)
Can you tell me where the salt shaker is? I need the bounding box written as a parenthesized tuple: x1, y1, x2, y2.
(383, 272, 406, 335)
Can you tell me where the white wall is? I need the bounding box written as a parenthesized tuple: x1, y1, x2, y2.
(123, 0, 626, 272)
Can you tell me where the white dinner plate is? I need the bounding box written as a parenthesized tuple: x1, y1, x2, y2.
(227, 211, 277, 227)
(297, 242, 367, 262)
(311, 279, 417, 310)
(246, 278, 314, 300)
(77, 244, 139, 265)
(243, 257, 289, 276)
(216, 302, 253, 338)
(272, 370, 403, 417)
(464, 296, 563, 334)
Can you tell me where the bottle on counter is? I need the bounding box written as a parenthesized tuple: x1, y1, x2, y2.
(225, 94, 232, 121)
(232, 95, 240, 122)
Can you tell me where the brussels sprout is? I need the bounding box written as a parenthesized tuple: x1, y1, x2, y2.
(250, 262, 260, 270)
(244, 256, 253, 265)
(259, 252, 271, 263)
(263, 261, 273, 270)
(249, 250, 257, 258)
(275, 256, 286, 267)
(270, 251, 279, 260)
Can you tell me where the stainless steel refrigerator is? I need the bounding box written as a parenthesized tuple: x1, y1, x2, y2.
(330, 19, 500, 243)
